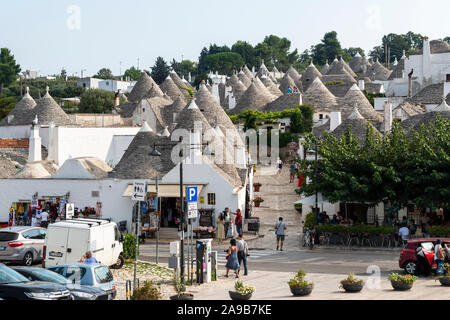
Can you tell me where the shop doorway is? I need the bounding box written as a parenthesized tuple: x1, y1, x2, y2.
(160, 197, 180, 228)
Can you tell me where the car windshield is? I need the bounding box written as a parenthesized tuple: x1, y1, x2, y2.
(421, 242, 434, 251)
(0, 265, 29, 284)
(0, 232, 19, 242)
(31, 269, 70, 285)
(94, 266, 113, 284)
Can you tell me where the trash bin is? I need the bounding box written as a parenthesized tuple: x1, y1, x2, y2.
(247, 217, 260, 232)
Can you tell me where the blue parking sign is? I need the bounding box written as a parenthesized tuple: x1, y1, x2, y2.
(187, 186, 198, 202)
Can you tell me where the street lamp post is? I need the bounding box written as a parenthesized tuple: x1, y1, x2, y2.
(314, 139, 318, 225)
(149, 146, 162, 264)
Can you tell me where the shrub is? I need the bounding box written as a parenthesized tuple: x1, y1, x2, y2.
(131, 281, 162, 300)
(325, 80, 345, 86)
(253, 197, 264, 203)
(304, 212, 316, 228)
(123, 233, 139, 260)
(234, 280, 255, 295)
(388, 273, 417, 284)
(340, 273, 363, 285)
(428, 227, 450, 237)
(288, 269, 313, 288)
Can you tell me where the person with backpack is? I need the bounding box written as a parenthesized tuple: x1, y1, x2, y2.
(237, 234, 249, 276)
(275, 217, 287, 251)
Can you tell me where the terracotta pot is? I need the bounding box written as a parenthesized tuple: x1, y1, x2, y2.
(391, 280, 413, 291)
(229, 291, 252, 300)
(254, 187, 260, 192)
(341, 282, 363, 293)
(254, 202, 260, 208)
(289, 285, 313, 296)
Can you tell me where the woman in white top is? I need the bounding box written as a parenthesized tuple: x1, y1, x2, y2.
(276, 157, 283, 175)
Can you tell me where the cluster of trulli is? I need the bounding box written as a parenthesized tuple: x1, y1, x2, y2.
(111, 71, 246, 187)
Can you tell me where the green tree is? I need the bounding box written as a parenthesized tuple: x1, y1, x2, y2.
(254, 35, 300, 71)
(150, 57, 171, 85)
(0, 48, 21, 93)
(60, 68, 67, 80)
(369, 32, 423, 63)
(95, 68, 114, 80)
(311, 31, 343, 66)
(443, 37, 450, 44)
(123, 66, 141, 81)
(205, 52, 245, 76)
(79, 89, 116, 113)
(342, 47, 365, 62)
(0, 94, 18, 121)
(170, 59, 197, 79)
(231, 41, 258, 69)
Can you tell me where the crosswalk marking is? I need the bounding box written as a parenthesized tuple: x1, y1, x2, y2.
(215, 249, 277, 266)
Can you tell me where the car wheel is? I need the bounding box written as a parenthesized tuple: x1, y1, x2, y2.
(404, 261, 418, 275)
(112, 254, 124, 269)
(22, 252, 33, 266)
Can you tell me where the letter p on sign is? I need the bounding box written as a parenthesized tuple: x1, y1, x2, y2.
(187, 186, 197, 202)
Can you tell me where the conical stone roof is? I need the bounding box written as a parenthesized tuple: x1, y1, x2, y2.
(303, 78, 338, 112)
(160, 76, 185, 103)
(364, 60, 392, 81)
(243, 65, 254, 79)
(262, 93, 303, 113)
(174, 99, 215, 134)
(31, 87, 72, 126)
(0, 87, 36, 125)
(128, 72, 158, 102)
(286, 66, 301, 82)
(15, 162, 51, 179)
(232, 81, 274, 114)
(232, 80, 247, 103)
(226, 74, 240, 88)
(144, 84, 164, 99)
(320, 61, 330, 75)
(254, 76, 277, 99)
(349, 55, 372, 75)
(339, 84, 383, 122)
(260, 75, 283, 97)
(279, 73, 296, 94)
(301, 62, 322, 92)
(238, 71, 252, 87)
(256, 62, 270, 78)
(326, 58, 357, 78)
(433, 98, 450, 112)
(332, 107, 381, 143)
(163, 95, 187, 126)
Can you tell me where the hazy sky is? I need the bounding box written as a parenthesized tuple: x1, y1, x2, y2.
(1, 0, 449, 76)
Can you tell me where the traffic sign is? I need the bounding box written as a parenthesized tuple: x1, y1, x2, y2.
(132, 182, 146, 201)
(66, 203, 74, 219)
(187, 186, 198, 203)
(188, 208, 198, 219)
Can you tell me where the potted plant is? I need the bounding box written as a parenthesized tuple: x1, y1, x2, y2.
(229, 280, 255, 300)
(388, 273, 418, 291)
(288, 269, 313, 296)
(253, 197, 264, 208)
(131, 281, 162, 300)
(435, 263, 450, 286)
(253, 182, 262, 192)
(170, 275, 194, 300)
(252, 165, 256, 173)
(294, 203, 302, 213)
(340, 273, 364, 292)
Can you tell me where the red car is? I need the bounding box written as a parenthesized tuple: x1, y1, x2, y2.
(399, 238, 450, 275)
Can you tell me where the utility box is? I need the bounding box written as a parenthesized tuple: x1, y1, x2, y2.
(170, 241, 180, 256)
(169, 256, 180, 269)
(196, 239, 212, 284)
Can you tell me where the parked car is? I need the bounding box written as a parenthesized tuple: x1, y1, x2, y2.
(399, 238, 450, 275)
(0, 227, 46, 266)
(11, 266, 110, 300)
(44, 219, 124, 269)
(47, 263, 116, 300)
(0, 263, 71, 300)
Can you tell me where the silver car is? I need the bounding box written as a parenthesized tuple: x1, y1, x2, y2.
(0, 227, 47, 266)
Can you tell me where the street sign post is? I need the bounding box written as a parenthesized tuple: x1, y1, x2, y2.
(66, 203, 74, 219)
(131, 182, 146, 201)
(187, 186, 198, 219)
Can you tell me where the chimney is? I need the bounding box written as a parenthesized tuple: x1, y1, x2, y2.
(114, 89, 120, 107)
(47, 122, 57, 163)
(228, 93, 236, 110)
(382, 101, 393, 133)
(408, 69, 414, 97)
(28, 122, 42, 162)
(422, 36, 431, 82)
(329, 111, 342, 132)
(358, 80, 365, 91)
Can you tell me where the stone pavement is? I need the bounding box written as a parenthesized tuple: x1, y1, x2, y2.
(192, 270, 450, 300)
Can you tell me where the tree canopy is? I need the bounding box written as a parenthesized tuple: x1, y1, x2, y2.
(95, 68, 114, 80)
(369, 32, 423, 63)
(0, 48, 21, 93)
(150, 57, 171, 85)
(123, 66, 141, 81)
(79, 89, 116, 113)
(298, 115, 450, 210)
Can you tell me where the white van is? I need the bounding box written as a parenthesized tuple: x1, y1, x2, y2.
(43, 218, 124, 269)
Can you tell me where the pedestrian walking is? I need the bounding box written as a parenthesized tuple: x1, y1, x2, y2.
(434, 239, 445, 275)
(276, 157, 283, 175)
(223, 208, 231, 238)
(289, 161, 296, 183)
(237, 234, 248, 276)
(235, 209, 243, 236)
(275, 217, 287, 251)
(225, 239, 240, 278)
(40, 209, 49, 228)
(216, 211, 225, 242)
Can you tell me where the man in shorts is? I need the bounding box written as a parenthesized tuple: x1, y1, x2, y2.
(275, 217, 287, 251)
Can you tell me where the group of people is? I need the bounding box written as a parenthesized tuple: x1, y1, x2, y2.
(285, 86, 300, 94)
(216, 207, 243, 242)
